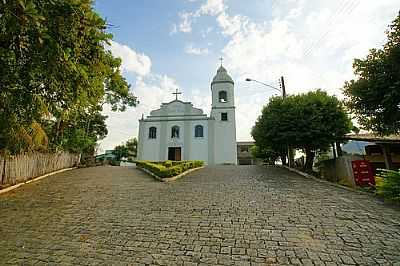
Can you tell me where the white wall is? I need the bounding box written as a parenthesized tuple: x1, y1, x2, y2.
(164, 121, 185, 160)
(139, 122, 160, 161)
(189, 120, 209, 163)
(211, 109, 237, 165)
(138, 119, 210, 163)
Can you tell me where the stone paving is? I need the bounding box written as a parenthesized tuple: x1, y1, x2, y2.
(0, 165, 400, 265)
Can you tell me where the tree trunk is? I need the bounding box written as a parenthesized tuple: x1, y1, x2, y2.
(332, 143, 337, 159)
(336, 142, 343, 157)
(288, 145, 295, 167)
(281, 152, 287, 166)
(304, 148, 315, 172)
(1, 154, 6, 185)
(381, 144, 394, 170)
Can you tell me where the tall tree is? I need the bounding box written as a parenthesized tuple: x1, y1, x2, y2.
(252, 90, 352, 171)
(0, 0, 137, 154)
(343, 12, 400, 135)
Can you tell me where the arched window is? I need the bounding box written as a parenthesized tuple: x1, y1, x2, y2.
(148, 127, 157, 139)
(194, 125, 204, 137)
(219, 91, 227, 102)
(171, 126, 180, 138)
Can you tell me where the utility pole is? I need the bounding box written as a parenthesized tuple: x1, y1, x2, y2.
(280, 76, 293, 167)
(280, 76, 286, 98)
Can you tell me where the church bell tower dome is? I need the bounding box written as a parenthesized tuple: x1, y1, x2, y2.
(211, 65, 234, 86)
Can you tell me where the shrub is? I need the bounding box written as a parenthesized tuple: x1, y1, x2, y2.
(136, 160, 204, 178)
(376, 169, 400, 202)
(163, 160, 173, 167)
(110, 160, 120, 166)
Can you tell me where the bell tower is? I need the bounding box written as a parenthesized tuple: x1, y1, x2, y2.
(209, 61, 237, 165)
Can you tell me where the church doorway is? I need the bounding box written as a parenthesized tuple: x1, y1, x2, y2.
(168, 147, 181, 161)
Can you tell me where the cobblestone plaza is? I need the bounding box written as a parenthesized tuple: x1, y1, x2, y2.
(0, 166, 399, 265)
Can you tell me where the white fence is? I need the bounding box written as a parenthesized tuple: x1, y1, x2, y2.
(0, 152, 80, 187)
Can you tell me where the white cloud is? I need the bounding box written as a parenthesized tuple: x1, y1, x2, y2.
(199, 0, 225, 16)
(106, 40, 151, 76)
(185, 43, 210, 55)
(179, 12, 195, 33)
(216, 12, 248, 36)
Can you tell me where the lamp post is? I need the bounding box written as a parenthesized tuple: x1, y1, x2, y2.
(246, 76, 292, 167)
(245, 77, 286, 98)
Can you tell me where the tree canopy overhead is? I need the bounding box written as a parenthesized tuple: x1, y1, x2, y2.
(0, 0, 137, 154)
(252, 90, 352, 170)
(343, 11, 400, 135)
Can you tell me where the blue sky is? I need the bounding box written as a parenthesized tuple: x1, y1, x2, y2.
(95, 0, 400, 153)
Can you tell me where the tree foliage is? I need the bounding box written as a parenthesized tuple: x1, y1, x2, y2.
(250, 145, 279, 165)
(0, 0, 137, 154)
(343, 12, 400, 135)
(112, 138, 137, 161)
(252, 90, 352, 170)
(376, 169, 400, 202)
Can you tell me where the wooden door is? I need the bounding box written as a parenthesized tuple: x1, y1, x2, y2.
(175, 147, 181, 161)
(168, 147, 182, 161)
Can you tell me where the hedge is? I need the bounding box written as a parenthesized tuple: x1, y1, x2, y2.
(135, 160, 204, 178)
(376, 168, 400, 202)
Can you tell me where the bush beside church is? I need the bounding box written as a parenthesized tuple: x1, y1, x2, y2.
(135, 160, 204, 178)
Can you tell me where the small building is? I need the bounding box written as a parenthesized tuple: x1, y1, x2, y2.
(237, 141, 255, 165)
(342, 133, 400, 170)
(95, 150, 116, 162)
(318, 133, 400, 187)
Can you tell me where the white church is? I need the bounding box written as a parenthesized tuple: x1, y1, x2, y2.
(137, 64, 238, 165)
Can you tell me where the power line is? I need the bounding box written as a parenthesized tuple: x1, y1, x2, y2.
(303, 0, 355, 57)
(301, 0, 348, 57)
(303, 0, 360, 58)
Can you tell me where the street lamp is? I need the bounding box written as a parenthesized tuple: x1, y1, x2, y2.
(245, 77, 286, 98)
(246, 76, 292, 167)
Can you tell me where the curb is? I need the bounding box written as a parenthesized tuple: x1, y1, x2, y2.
(278, 165, 372, 196)
(0, 167, 77, 195)
(137, 166, 205, 182)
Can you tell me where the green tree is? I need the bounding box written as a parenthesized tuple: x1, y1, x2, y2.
(112, 138, 137, 161)
(250, 145, 279, 165)
(252, 90, 352, 171)
(113, 145, 128, 161)
(125, 138, 138, 160)
(343, 12, 400, 135)
(0, 0, 137, 154)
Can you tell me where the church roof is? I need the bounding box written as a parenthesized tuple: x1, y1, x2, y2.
(144, 99, 207, 121)
(211, 65, 234, 86)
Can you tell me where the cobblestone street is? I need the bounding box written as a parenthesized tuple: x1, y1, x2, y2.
(0, 165, 399, 265)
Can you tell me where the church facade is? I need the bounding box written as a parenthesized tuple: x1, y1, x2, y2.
(137, 65, 237, 165)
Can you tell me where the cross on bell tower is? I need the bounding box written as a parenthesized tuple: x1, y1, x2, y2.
(219, 57, 223, 66)
(172, 88, 182, 100)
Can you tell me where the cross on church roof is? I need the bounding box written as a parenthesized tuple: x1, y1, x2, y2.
(219, 57, 223, 66)
(172, 88, 182, 100)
